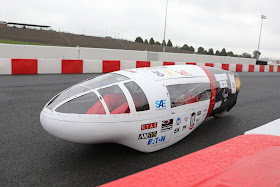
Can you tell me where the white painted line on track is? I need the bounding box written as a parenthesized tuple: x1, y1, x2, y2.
(245, 118, 280, 136)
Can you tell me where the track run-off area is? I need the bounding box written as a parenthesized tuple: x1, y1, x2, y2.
(1, 72, 280, 186)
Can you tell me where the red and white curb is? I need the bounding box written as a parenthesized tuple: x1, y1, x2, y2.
(0, 58, 280, 75)
(100, 120, 280, 187)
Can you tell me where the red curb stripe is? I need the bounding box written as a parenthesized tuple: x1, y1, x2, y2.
(236, 64, 243, 72)
(163, 62, 175, 66)
(12, 59, 38, 75)
(222, 64, 229, 71)
(62, 60, 83, 74)
(205, 63, 214, 67)
(260, 65, 265, 72)
(101, 135, 280, 187)
(136, 61, 150, 68)
(186, 62, 196, 65)
(103, 60, 120, 73)
(249, 65, 255, 72)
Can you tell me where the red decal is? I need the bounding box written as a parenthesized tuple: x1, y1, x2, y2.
(199, 66, 216, 119)
(141, 123, 157, 130)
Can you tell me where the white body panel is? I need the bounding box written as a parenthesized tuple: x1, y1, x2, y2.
(40, 65, 219, 152)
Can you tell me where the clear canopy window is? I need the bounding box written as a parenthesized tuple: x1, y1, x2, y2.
(167, 83, 211, 108)
(124, 81, 150, 112)
(98, 85, 130, 114)
(47, 73, 129, 110)
(56, 92, 106, 114)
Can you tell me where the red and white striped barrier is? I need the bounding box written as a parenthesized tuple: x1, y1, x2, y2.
(1, 58, 280, 75)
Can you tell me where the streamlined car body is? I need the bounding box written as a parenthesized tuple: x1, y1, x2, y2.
(40, 65, 241, 152)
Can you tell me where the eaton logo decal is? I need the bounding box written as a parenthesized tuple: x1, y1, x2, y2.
(155, 100, 166, 109)
(176, 118, 181, 125)
(147, 136, 166, 145)
(138, 131, 157, 140)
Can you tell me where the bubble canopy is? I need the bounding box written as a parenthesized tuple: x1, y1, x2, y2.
(46, 73, 129, 110)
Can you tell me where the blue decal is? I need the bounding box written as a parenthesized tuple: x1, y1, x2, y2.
(176, 118, 181, 125)
(147, 136, 166, 145)
(155, 100, 166, 109)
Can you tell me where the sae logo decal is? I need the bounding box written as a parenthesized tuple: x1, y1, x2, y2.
(155, 100, 166, 110)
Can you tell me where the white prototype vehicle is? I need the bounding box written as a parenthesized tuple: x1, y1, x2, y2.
(40, 65, 241, 152)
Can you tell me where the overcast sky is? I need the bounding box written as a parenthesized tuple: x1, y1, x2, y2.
(1, 0, 279, 59)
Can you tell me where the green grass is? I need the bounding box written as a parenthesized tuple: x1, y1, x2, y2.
(0, 39, 60, 46)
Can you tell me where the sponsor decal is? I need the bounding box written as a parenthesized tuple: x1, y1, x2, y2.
(196, 118, 200, 122)
(182, 125, 187, 131)
(175, 70, 192, 77)
(219, 80, 228, 88)
(214, 73, 228, 81)
(222, 89, 228, 102)
(138, 131, 157, 140)
(197, 111, 201, 116)
(213, 101, 222, 110)
(141, 122, 157, 130)
(176, 118, 181, 125)
(163, 70, 173, 75)
(174, 128, 180, 134)
(161, 119, 173, 132)
(147, 136, 166, 145)
(155, 100, 166, 109)
(184, 117, 189, 122)
(152, 70, 164, 77)
(203, 109, 208, 112)
(190, 112, 196, 130)
(228, 74, 236, 94)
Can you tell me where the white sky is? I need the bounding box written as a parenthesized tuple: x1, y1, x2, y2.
(0, 0, 279, 59)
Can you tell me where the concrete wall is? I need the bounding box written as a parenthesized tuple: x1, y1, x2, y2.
(0, 43, 256, 64)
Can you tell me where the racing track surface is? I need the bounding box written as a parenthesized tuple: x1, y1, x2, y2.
(1, 72, 280, 186)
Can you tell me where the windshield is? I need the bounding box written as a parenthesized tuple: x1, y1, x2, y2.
(46, 73, 129, 110)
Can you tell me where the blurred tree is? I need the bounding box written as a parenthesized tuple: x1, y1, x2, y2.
(155, 41, 161, 45)
(227, 51, 234, 57)
(135, 36, 143, 43)
(215, 50, 220, 55)
(149, 38, 155, 44)
(208, 48, 214, 55)
(144, 39, 148, 44)
(167, 39, 173, 47)
(189, 46, 195, 52)
(241, 53, 252, 58)
(220, 48, 227, 56)
(181, 44, 190, 50)
(197, 47, 206, 54)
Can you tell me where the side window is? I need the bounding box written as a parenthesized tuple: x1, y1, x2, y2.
(166, 83, 211, 108)
(98, 85, 130, 114)
(56, 92, 106, 114)
(124, 81, 150, 112)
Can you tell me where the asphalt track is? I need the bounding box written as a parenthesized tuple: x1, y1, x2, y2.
(1, 72, 280, 186)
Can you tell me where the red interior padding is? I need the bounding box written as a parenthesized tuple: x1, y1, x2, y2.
(111, 103, 130, 114)
(86, 101, 106, 114)
(62, 60, 83, 74)
(222, 64, 229, 71)
(103, 93, 130, 114)
(12, 59, 38, 74)
(103, 60, 120, 73)
(260, 65, 265, 72)
(186, 62, 196, 65)
(205, 63, 214, 67)
(136, 61, 150, 68)
(249, 65, 255, 72)
(236, 64, 243, 72)
(163, 62, 175, 66)
(101, 135, 280, 187)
